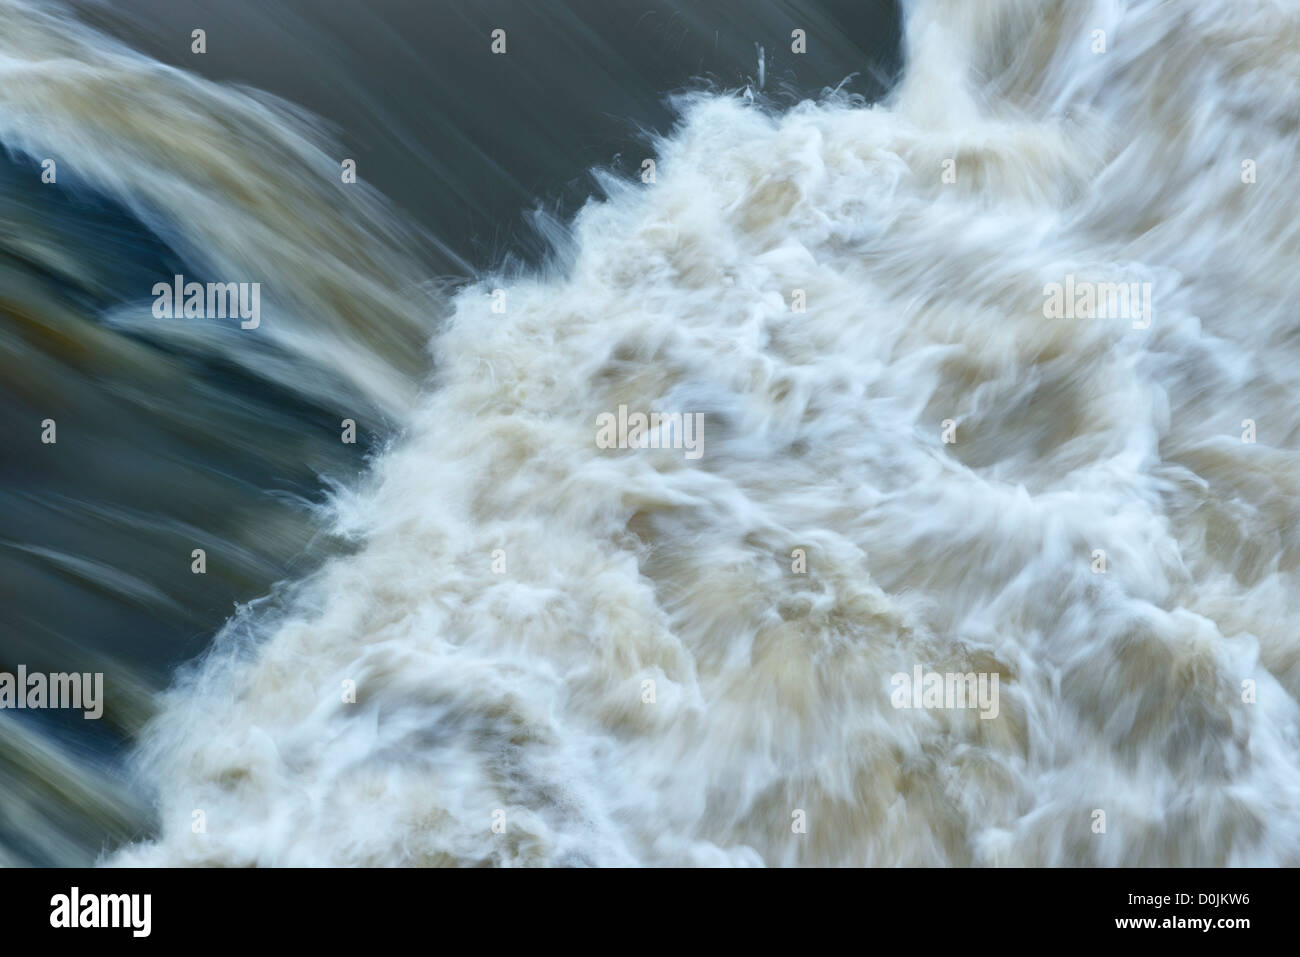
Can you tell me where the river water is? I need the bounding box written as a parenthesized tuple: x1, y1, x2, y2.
(3, 0, 1299, 867)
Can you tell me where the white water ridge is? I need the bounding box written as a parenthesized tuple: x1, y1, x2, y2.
(76, 0, 1300, 865)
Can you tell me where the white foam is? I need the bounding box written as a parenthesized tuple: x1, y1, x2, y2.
(74, 0, 1300, 864)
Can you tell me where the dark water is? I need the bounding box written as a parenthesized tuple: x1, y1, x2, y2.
(72, 0, 903, 269)
(0, 0, 901, 864)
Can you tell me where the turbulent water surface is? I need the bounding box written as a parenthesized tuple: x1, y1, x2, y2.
(4, 0, 1300, 866)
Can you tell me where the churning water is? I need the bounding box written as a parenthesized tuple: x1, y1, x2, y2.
(3, 0, 1299, 866)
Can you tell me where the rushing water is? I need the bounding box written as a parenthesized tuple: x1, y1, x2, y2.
(4, 0, 1300, 866)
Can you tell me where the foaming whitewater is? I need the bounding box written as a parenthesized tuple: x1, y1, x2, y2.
(99, 0, 1300, 865)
